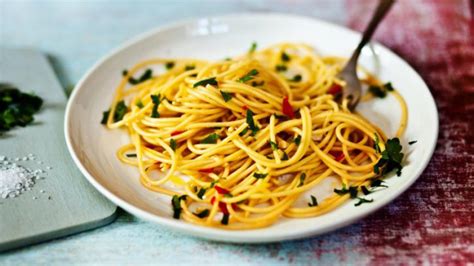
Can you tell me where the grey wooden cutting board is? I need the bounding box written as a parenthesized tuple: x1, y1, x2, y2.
(0, 48, 117, 252)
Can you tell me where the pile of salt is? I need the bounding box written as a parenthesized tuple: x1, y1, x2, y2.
(0, 157, 40, 199)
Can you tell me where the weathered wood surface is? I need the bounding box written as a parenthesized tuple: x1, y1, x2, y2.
(0, 0, 472, 264)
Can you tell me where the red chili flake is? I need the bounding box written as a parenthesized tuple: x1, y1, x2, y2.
(198, 168, 214, 173)
(210, 196, 229, 214)
(242, 105, 248, 111)
(327, 84, 342, 95)
(329, 151, 345, 162)
(214, 185, 230, 195)
(171, 130, 184, 136)
(282, 96, 294, 118)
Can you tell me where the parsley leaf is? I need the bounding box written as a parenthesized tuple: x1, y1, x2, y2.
(150, 94, 161, 118)
(126, 154, 137, 158)
(276, 64, 287, 72)
(281, 52, 290, 62)
(238, 69, 259, 83)
(354, 197, 374, 206)
(170, 138, 177, 151)
(193, 77, 218, 88)
(201, 133, 219, 144)
(239, 128, 249, 137)
(334, 185, 358, 198)
(185, 65, 195, 71)
(220, 90, 233, 102)
(384, 82, 394, 91)
(298, 173, 306, 187)
(194, 209, 210, 218)
(269, 140, 278, 151)
(101, 100, 128, 124)
(409, 140, 417, 145)
(253, 172, 268, 179)
(171, 195, 187, 219)
(197, 188, 207, 199)
(361, 186, 371, 195)
(0, 83, 43, 134)
(290, 74, 302, 82)
(246, 109, 259, 136)
(374, 138, 404, 176)
(165, 61, 175, 70)
(248, 42, 257, 53)
(369, 85, 387, 98)
(135, 100, 144, 108)
(374, 134, 381, 154)
(281, 151, 289, 160)
(308, 195, 318, 207)
(294, 135, 302, 146)
(221, 214, 230, 225)
(128, 69, 153, 85)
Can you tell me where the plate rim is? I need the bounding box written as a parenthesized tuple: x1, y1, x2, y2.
(64, 12, 439, 243)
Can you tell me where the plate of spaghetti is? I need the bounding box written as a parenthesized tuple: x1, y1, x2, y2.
(65, 13, 438, 242)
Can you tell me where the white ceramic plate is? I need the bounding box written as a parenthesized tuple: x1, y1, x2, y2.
(65, 13, 438, 243)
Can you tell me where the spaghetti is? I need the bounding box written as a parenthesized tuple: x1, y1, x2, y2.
(103, 43, 407, 229)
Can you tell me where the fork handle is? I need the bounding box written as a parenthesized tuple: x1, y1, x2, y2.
(349, 0, 395, 65)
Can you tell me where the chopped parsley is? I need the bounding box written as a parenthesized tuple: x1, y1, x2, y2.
(370, 179, 388, 188)
(269, 140, 278, 151)
(238, 69, 259, 83)
(221, 214, 229, 225)
(0, 83, 43, 132)
(170, 138, 177, 151)
(220, 90, 233, 102)
(101, 100, 128, 124)
(290, 74, 302, 82)
(253, 172, 268, 179)
(334, 185, 358, 199)
(193, 77, 218, 88)
(384, 82, 394, 91)
(354, 197, 374, 206)
(294, 135, 302, 146)
(281, 52, 291, 62)
(185, 65, 195, 71)
(165, 61, 175, 70)
(308, 195, 318, 207)
(373, 138, 404, 176)
(361, 186, 371, 195)
(409, 140, 417, 145)
(197, 188, 207, 199)
(246, 109, 259, 136)
(125, 153, 137, 158)
(135, 100, 144, 108)
(251, 81, 265, 87)
(298, 173, 306, 187)
(128, 69, 153, 85)
(171, 195, 187, 219)
(201, 133, 219, 144)
(239, 128, 249, 137)
(275, 64, 287, 72)
(368, 85, 387, 98)
(281, 151, 289, 160)
(150, 94, 161, 118)
(374, 134, 381, 154)
(122, 70, 128, 76)
(194, 209, 210, 218)
(248, 42, 257, 53)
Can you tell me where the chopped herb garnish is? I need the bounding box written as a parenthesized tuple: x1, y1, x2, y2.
(185, 65, 195, 71)
(0, 83, 43, 132)
(238, 69, 259, 83)
(246, 109, 259, 136)
(101, 100, 128, 124)
(370, 179, 388, 188)
(193, 77, 218, 88)
(220, 90, 233, 102)
(165, 61, 175, 70)
(248, 42, 257, 53)
(298, 173, 306, 187)
(239, 128, 249, 137)
(224, 57, 232, 61)
(269, 140, 278, 151)
(291, 74, 302, 82)
(281, 151, 289, 160)
(135, 100, 144, 108)
(354, 197, 374, 206)
(334, 185, 358, 198)
(409, 140, 417, 145)
(128, 69, 153, 85)
(294, 135, 302, 146)
(374, 134, 381, 154)
(122, 70, 128, 76)
(253, 172, 268, 179)
(197, 188, 207, 199)
(171, 195, 187, 219)
(373, 138, 404, 176)
(201, 133, 219, 144)
(275, 64, 287, 72)
(251, 81, 265, 87)
(368, 85, 387, 98)
(361, 186, 371, 195)
(150, 94, 161, 118)
(170, 138, 177, 151)
(308, 195, 318, 207)
(281, 52, 290, 62)
(194, 209, 210, 218)
(221, 214, 229, 225)
(126, 153, 137, 158)
(384, 82, 394, 91)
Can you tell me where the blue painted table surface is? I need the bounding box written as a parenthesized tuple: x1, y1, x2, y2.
(0, 0, 457, 265)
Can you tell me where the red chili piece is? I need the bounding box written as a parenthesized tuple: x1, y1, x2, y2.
(330, 151, 345, 162)
(171, 130, 184, 136)
(328, 84, 342, 95)
(214, 185, 230, 195)
(198, 168, 214, 173)
(282, 96, 294, 118)
(210, 196, 229, 214)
